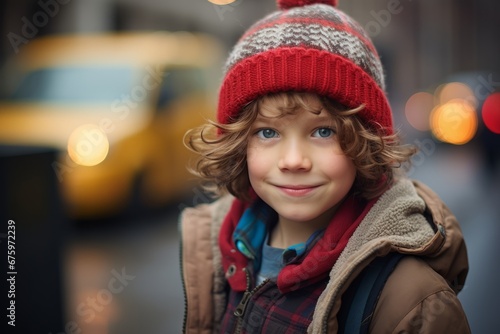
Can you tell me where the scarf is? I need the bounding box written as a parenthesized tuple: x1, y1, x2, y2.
(219, 194, 379, 293)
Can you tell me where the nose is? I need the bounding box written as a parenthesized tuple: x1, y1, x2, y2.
(278, 139, 312, 172)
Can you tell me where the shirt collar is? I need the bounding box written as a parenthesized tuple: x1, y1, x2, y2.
(233, 199, 325, 269)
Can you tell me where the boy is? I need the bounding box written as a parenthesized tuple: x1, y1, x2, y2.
(180, 0, 470, 333)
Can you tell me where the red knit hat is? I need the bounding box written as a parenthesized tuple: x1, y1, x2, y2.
(217, 0, 393, 135)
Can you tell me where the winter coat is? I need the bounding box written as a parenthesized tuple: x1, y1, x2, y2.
(180, 179, 470, 333)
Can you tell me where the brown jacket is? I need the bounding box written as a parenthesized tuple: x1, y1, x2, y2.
(180, 179, 471, 333)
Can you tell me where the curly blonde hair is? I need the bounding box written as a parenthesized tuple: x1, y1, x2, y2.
(184, 92, 416, 201)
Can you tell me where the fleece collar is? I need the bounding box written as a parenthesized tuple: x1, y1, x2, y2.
(308, 178, 438, 333)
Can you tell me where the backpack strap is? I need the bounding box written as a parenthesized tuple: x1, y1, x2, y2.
(337, 252, 405, 334)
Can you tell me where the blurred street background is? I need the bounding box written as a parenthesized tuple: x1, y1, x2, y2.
(0, 0, 499, 333)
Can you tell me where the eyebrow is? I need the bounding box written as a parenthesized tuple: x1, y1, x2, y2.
(253, 112, 335, 126)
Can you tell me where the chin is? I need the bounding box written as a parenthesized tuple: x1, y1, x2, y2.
(277, 210, 325, 223)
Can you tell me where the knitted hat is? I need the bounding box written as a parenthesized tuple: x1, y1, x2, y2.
(217, 0, 393, 135)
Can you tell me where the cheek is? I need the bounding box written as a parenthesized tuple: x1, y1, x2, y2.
(247, 151, 266, 180)
(246, 147, 264, 180)
(325, 155, 357, 182)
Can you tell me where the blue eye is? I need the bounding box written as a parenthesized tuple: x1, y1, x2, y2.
(313, 128, 334, 138)
(256, 129, 278, 139)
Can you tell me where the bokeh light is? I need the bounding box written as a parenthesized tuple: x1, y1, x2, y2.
(68, 124, 109, 166)
(430, 100, 478, 145)
(207, 0, 237, 4)
(405, 92, 434, 131)
(482, 92, 500, 134)
(436, 82, 477, 107)
(405, 80, 483, 144)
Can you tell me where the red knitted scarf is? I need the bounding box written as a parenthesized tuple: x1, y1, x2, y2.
(219, 194, 379, 293)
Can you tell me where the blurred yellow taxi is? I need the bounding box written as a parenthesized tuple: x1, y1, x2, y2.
(0, 32, 222, 219)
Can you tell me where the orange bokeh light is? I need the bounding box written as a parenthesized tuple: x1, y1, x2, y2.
(68, 124, 109, 166)
(436, 82, 477, 107)
(430, 100, 478, 145)
(208, 0, 237, 4)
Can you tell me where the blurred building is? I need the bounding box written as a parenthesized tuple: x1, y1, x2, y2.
(0, 0, 499, 333)
(2, 0, 499, 90)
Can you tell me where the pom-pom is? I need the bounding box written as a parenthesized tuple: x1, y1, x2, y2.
(277, 0, 338, 10)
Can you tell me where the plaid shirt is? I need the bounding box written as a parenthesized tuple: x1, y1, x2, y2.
(221, 277, 329, 334)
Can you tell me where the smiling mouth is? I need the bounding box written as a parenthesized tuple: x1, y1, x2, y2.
(276, 185, 320, 197)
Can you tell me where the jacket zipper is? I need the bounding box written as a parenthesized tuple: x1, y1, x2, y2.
(234, 268, 270, 334)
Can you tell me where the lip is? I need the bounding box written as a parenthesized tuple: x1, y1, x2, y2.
(275, 185, 320, 197)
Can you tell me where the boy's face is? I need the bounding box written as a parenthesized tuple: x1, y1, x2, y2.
(246, 95, 356, 228)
